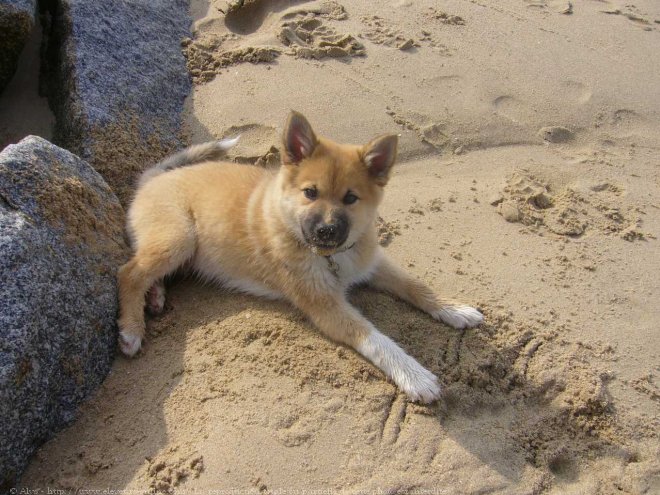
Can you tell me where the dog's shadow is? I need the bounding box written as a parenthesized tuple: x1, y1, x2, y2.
(19, 279, 621, 492)
(350, 288, 622, 491)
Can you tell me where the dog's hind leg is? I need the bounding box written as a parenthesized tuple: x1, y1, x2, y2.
(368, 254, 483, 329)
(146, 279, 166, 316)
(118, 215, 195, 356)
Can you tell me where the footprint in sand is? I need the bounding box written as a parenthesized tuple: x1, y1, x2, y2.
(611, 108, 644, 127)
(524, 0, 573, 15)
(494, 170, 643, 239)
(184, 1, 364, 83)
(419, 74, 462, 88)
(222, 0, 311, 35)
(493, 95, 529, 124)
(359, 15, 418, 51)
(182, 34, 281, 84)
(425, 7, 466, 25)
(278, 7, 365, 59)
(384, 108, 451, 150)
(226, 0, 365, 59)
(538, 125, 574, 143)
(600, 5, 657, 31)
(561, 80, 592, 104)
(594, 108, 654, 139)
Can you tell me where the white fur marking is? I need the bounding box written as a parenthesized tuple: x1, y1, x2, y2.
(433, 305, 484, 329)
(222, 276, 283, 300)
(306, 255, 340, 291)
(357, 328, 442, 403)
(217, 135, 240, 150)
(119, 332, 142, 357)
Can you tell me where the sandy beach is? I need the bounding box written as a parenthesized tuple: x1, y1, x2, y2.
(18, 0, 660, 493)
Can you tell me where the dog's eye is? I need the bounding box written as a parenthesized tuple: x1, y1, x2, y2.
(343, 192, 359, 205)
(303, 187, 318, 200)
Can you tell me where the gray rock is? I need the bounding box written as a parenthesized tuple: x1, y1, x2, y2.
(41, 0, 191, 205)
(0, 136, 128, 489)
(0, 0, 36, 92)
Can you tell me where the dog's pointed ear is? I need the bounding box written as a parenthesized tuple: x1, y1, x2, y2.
(283, 111, 318, 164)
(362, 134, 398, 184)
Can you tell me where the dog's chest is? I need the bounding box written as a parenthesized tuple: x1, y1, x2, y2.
(308, 250, 375, 289)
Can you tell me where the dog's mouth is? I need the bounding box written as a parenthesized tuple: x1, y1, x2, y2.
(304, 236, 345, 255)
(304, 235, 360, 258)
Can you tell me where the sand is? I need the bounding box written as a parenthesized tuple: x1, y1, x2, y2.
(19, 0, 660, 493)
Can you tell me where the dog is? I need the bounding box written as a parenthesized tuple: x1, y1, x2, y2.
(117, 111, 483, 403)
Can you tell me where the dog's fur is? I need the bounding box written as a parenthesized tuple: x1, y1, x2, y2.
(117, 111, 483, 403)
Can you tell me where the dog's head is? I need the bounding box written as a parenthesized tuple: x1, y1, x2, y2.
(278, 111, 398, 256)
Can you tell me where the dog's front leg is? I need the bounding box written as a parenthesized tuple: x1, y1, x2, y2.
(291, 291, 442, 403)
(369, 254, 483, 329)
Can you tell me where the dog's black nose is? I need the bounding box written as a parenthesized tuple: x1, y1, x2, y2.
(316, 223, 338, 242)
(304, 212, 350, 248)
(313, 214, 349, 246)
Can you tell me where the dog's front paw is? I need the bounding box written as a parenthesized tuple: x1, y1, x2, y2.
(358, 330, 443, 404)
(394, 362, 443, 404)
(433, 305, 483, 329)
(119, 331, 142, 357)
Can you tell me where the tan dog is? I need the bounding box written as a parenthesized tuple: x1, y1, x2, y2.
(117, 111, 483, 403)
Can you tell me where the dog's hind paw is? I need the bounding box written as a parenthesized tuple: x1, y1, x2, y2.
(119, 332, 142, 357)
(433, 305, 483, 329)
(146, 281, 166, 316)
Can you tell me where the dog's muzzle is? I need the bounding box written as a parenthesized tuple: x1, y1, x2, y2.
(303, 212, 350, 251)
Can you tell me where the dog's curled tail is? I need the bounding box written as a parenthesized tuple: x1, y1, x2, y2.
(138, 136, 240, 187)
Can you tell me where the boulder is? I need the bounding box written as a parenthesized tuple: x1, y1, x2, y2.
(41, 0, 192, 205)
(0, 136, 128, 489)
(0, 0, 36, 92)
